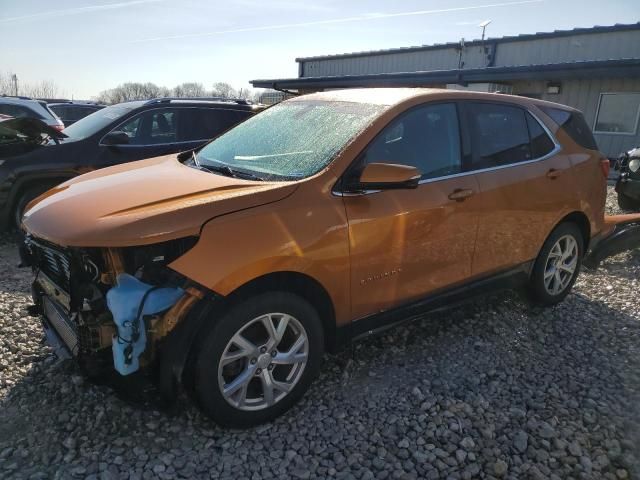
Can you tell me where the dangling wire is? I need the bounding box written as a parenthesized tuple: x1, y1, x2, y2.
(118, 286, 161, 365)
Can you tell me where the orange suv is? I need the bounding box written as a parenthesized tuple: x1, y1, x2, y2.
(21, 88, 640, 427)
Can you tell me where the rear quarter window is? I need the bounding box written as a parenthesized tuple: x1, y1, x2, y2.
(540, 106, 599, 151)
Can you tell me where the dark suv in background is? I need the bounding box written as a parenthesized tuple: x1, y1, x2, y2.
(0, 96, 65, 131)
(47, 101, 106, 127)
(0, 97, 262, 229)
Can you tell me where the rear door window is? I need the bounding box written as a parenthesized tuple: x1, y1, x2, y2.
(179, 108, 252, 142)
(466, 103, 532, 169)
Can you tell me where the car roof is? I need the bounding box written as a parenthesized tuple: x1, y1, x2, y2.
(47, 102, 106, 109)
(290, 87, 578, 112)
(0, 96, 47, 106)
(113, 97, 262, 111)
(48, 102, 105, 107)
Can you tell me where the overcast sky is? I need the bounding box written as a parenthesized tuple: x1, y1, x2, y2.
(2, 0, 639, 99)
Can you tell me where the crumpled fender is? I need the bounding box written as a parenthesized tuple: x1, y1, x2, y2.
(583, 214, 640, 268)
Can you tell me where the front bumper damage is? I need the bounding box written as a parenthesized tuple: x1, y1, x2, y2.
(22, 236, 210, 400)
(583, 215, 640, 269)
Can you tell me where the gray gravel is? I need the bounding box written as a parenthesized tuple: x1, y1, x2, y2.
(1, 187, 639, 480)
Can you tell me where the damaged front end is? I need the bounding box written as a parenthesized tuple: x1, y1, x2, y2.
(22, 235, 208, 397)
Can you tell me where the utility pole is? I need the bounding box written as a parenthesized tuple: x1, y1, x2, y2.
(11, 74, 18, 96)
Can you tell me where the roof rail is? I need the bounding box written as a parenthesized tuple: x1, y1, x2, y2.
(0, 94, 34, 100)
(143, 97, 252, 106)
(39, 98, 73, 104)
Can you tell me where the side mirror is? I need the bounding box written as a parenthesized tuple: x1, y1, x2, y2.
(101, 131, 130, 146)
(350, 162, 421, 191)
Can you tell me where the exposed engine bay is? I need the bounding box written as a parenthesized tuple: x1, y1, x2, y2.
(22, 235, 203, 378)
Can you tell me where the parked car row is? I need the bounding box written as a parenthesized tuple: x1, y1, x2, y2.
(0, 97, 263, 228)
(16, 88, 640, 427)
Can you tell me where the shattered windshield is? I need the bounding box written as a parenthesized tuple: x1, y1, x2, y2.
(195, 100, 385, 180)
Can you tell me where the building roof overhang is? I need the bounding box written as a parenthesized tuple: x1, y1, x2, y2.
(251, 58, 640, 91)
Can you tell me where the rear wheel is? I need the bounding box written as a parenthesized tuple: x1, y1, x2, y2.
(528, 223, 583, 306)
(617, 191, 640, 212)
(194, 292, 323, 428)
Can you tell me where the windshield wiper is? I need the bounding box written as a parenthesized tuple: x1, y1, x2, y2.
(205, 164, 265, 181)
(190, 152, 264, 181)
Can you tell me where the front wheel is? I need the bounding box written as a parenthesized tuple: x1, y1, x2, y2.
(528, 223, 583, 306)
(194, 292, 324, 428)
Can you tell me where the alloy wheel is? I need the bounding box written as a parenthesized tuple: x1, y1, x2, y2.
(217, 313, 308, 411)
(543, 234, 578, 296)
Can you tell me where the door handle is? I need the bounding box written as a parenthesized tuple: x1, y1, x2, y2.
(448, 188, 474, 202)
(546, 168, 564, 179)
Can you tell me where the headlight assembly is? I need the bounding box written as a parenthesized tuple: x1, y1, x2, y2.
(628, 158, 640, 173)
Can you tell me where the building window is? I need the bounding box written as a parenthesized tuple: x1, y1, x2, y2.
(594, 93, 640, 135)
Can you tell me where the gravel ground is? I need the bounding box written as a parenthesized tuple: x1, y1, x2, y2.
(1, 187, 638, 480)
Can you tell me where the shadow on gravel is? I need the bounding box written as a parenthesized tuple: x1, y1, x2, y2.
(1, 284, 639, 479)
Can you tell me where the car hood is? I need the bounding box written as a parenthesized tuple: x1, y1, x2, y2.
(22, 155, 298, 247)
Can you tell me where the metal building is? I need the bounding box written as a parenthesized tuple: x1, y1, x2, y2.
(251, 23, 640, 157)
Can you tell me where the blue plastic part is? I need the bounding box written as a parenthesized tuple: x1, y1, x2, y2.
(107, 273, 184, 376)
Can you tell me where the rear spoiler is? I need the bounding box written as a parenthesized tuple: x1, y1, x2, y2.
(583, 214, 640, 269)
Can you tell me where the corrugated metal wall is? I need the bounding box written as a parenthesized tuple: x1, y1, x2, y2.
(513, 78, 640, 157)
(495, 30, 640, 66)
(300, 30, 640, 77)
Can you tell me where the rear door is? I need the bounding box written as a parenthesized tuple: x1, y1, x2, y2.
(177, 107, 253, 149)
(342, 102, 480, 320)
(463, 101, 576, 275)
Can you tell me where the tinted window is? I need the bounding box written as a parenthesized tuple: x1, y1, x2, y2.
(49, 105, 67, 119)
(179, 108, 251, 142)
(526, 113, 555, 158)
(540, 106, 598, 151)
(78, 106, 99, 120)
(115, 109, 177, 145)
(467, 103, 531, 169)
(64, 103, 139, 140)
(361, 103, 462, 179)
(0, 104, 41, 119)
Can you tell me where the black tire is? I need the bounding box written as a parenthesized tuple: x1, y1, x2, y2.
(528, 222, 584, 306)
(617, 192, 640, 212)
(14, 185, 51, 229)
(194, 291, 324, 428)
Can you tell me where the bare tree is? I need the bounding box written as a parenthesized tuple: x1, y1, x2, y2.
(94, 81, 260, 105)
(22, 80, 60, 99)
(0, 71, 60, 98)
(173, 82, 206, 98)
(0, 72, 17, 95)
(96, 82, 170, 104)
(211, 82, 238, 99)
